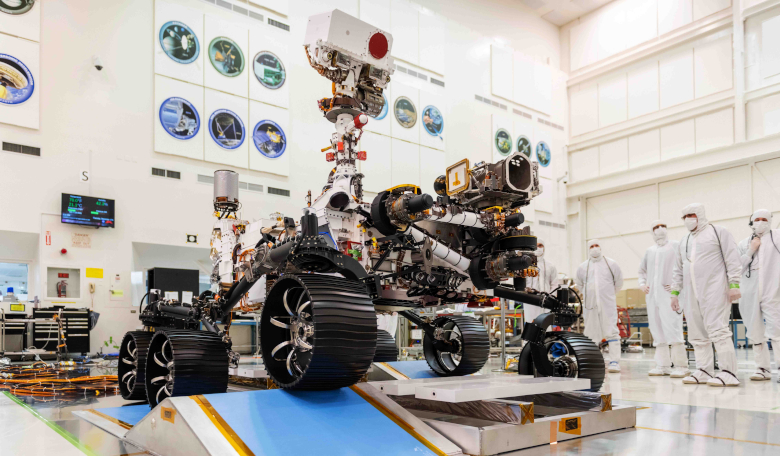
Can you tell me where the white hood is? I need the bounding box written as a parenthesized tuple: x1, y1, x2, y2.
(681, 203, 709, 234)
(587, 238, 602, 260)
(651, 219, 668, 245)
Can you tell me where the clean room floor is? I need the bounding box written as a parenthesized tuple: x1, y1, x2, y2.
(1, 348, 778, 455)
(509, 347, 780, 455)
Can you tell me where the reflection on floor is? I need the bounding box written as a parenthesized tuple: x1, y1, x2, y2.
(2, 347, 779, 455)
(508, 347, 780, 455)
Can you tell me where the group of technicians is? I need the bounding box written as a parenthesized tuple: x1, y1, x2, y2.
(527, 203, 780, 387)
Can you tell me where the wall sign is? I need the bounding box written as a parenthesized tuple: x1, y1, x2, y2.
(252, 120, 286, 158)
(159, 21, 199, 64)
(253, 51, 285, 89)
(422, 105, 443, 138)
(0, 53, 34, 105)
(494, 128, 512, 156)
(208, 37, 245, 77)
(208, 109, 245, 149)
(159, 96, 200, 140)
(394, 96, 417, 128)
(0, 0, 35, 15)
(536, 141, 551, 167)
(72, 233, 92, 249)
(517, 135, 531, 157)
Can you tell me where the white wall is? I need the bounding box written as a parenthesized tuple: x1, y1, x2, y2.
(562, 0, 732, 73)
(562, 0, 780, 280)
(745, 5, 780, 140)
(0, 0, 563, 352)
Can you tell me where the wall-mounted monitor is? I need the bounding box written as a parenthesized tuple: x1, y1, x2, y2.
(61, 193, 115, 228)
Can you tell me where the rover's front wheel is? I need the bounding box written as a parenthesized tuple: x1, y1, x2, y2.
(260, 274, 376, 389)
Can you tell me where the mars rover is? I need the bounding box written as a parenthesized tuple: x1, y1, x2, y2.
(118, 9, 604, 407)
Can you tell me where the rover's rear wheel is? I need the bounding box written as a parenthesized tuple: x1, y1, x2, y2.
(260, 274, 376, 389)
(423, 316, 489, 376)
(118, 331, 153, 400)
(517, 331, 605, 392)
(374, 329, 398, 362)
(144, 330, 229, 407)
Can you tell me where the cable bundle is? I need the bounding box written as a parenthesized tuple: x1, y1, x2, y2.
(0, 362, 120, 401)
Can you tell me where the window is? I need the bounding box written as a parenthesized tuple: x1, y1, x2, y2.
(0, 262, 29, 302)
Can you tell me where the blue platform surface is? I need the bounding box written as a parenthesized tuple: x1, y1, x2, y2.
(95, 404, 149, 427)
(384, 360, 439, 379)
(206, 388, 438, 456)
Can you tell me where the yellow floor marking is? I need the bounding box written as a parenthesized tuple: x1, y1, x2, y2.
(636, 426, 780, 447)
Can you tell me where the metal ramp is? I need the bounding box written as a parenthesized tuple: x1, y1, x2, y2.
(78, 385, 463, 456)
(76, 370, 636, 456)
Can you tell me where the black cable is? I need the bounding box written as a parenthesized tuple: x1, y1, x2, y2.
(744, 230, 780, 279)
(139, 292, 149, 314)
(770, 230, 780, 256)
(746, 234, 756, 279)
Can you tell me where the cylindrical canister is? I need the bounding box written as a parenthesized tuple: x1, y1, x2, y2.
(214, 170, 239, 206)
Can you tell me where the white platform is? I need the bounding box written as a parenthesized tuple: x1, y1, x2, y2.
(229, 365, 268, 378)
(370, 374, 533, 396)
(386, 376, 591, 403)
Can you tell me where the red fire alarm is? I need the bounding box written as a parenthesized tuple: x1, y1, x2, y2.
(60, 248, 67, 255)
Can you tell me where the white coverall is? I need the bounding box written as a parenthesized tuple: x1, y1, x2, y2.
(671, 204, 741, 380)
(638, 223, 686, 372)
(377, 313, 398, 339)
(737, 209, 780, 377)
(576, 240, 624, 363)
(525, 238, 558, 323)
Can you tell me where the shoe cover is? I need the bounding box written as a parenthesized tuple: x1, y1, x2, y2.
(655, 344, 671, 370)
(648, 367, 671, 376)
(749, 368, 771, 381)
(713, 338, 737, 373)
(682, 369, 713, 384)
(754, 343, 771, 372)
(671, 343, 688, 370)
(707, 370, 740, 387)
(608, 340, 621, 363)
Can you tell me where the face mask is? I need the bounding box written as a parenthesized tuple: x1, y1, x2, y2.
(754, 221, 770, 235)
(589, 247, 601, 258)
(535, 247, 544, 257)
(653, 227, 667, 241)
(684, 217, 698, 232)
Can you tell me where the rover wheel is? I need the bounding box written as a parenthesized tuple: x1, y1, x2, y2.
(374, 329, 398, 362)
(517, 331, 605, 392)
(118, 331, 153, 400)
(423, 316, 489, 376)
(259, 274, 376, 389)
(145, 330, 229, 407)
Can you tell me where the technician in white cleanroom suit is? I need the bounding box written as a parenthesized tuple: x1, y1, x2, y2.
(524, 238, 559, 323)
(638, 220, 689, 378)
(671, 203, 742, 387)
(377, 313, 398, 339)
(737, 209, 780, 382)
(576, 239, 624, 373)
